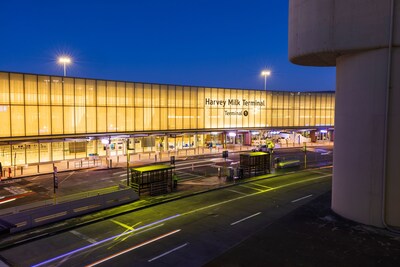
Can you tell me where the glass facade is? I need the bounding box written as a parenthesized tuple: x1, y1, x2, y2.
(0, 71, 335, 166)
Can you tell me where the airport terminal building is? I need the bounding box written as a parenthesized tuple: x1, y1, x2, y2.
(0, 71, 334, 173)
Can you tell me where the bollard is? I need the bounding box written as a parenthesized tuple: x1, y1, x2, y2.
(139, 154, 141, 160)
(20, 166, 23, 175)
(155, 155, 157, 162)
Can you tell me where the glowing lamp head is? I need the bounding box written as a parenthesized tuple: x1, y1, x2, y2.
(58, 57, 71, 64)
(261, 70, 271, 76)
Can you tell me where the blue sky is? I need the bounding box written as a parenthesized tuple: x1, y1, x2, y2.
(0, 0, 335, 91)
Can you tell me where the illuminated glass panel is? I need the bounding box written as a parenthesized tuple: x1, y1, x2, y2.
(176, 86, 183, 108)
(97, 81, 106, 106)
(75, 79, 85, 106)
(126, 83, 134, 107)
(0, 72, 9, 104)
(75, 106, 86, 133)
(24, 75, 37, 105)
(86, 107, 96, 133)
(107, 81, 116, 106)
(0, 105, 10, 137)
(160, 85, 167, 107)
(152, 108, 160, 130)
(176, 108, 183, 129)
(160, 108, 168, 130)
(117, 107, 126, 131)
(97, 107, 106, 132)
(63, 78, 74, 105)
(64, 106, 75, 134)
(86, 80, 96, 106)
(51, 77, 63, 105)
(10, 73, 24, 104)
(26, 143, 38, 164)
(126, 107, 134, 131)
(152, 84, 160, 107)
(39, 142, 51, 162)
(117, 82, 125, 107)
(39, 106, 51, 135)
(143, 84, 151, 108)
(135, 108, 144, 131)
(38, 76, 50, 105)
(51, 106, 63, 134)
(107, 107, 116, 132)
(135, 83, 143, 107)
(11, 105, 25, 136)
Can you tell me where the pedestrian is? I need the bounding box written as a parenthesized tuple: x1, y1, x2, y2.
(173, 172, 178, 189)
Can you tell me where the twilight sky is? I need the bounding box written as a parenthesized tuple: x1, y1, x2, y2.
(0, 0, 335, 91)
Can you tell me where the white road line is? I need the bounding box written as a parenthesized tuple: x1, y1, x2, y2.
(113, 171, 127, 175)
(60, 171, 75, 185)
(119, 173, 127, 177)
(226, 189, 248, 196)
(70, 230, 97, 244)
(148, 242, 189, 262)
(291, 194, 313, 203)
(231, 212, 261, 226)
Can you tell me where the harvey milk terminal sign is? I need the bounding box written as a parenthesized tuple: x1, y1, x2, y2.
(205, 98, 265, 116)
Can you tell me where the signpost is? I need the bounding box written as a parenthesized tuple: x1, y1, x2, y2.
(53, 166, 58, 204)
(303, 142, 307, 168)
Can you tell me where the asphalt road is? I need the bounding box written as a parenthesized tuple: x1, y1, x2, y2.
(0, 168, 332, 267)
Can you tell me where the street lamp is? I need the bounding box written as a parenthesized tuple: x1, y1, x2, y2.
(261, 70, 271, 91)
(58, 57, 71, 77)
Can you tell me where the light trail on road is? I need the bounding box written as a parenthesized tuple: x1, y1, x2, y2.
(85, 229, 182, 267)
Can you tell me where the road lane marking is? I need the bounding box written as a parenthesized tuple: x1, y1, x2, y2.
(291, 194, 313, 203)
(148, 242, 189, 262)
(239, 184, 264, 192)
(252, 183, 274, 189)
(113, 171, 127, 175)
(70, 230, 97, 244)
(231, 212, 262, 226)
(60, 171, 75, 185)
(86, 229, 182, 267)
(226, 189, 248, 196)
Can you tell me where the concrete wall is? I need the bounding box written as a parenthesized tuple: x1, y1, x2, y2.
(289, 0, 400, 228)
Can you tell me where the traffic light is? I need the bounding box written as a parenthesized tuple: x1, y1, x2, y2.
(222, 150, 229, 158)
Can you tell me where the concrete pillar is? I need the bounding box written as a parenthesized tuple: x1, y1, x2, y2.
(289, 0, 400, 228)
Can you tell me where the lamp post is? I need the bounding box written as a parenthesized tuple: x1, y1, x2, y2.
(261, 70, 271, 91)
(58, 57, 71, 77)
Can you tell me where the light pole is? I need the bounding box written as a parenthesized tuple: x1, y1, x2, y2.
(261, 70, 271, 91)
(58, 57, 71, 77)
